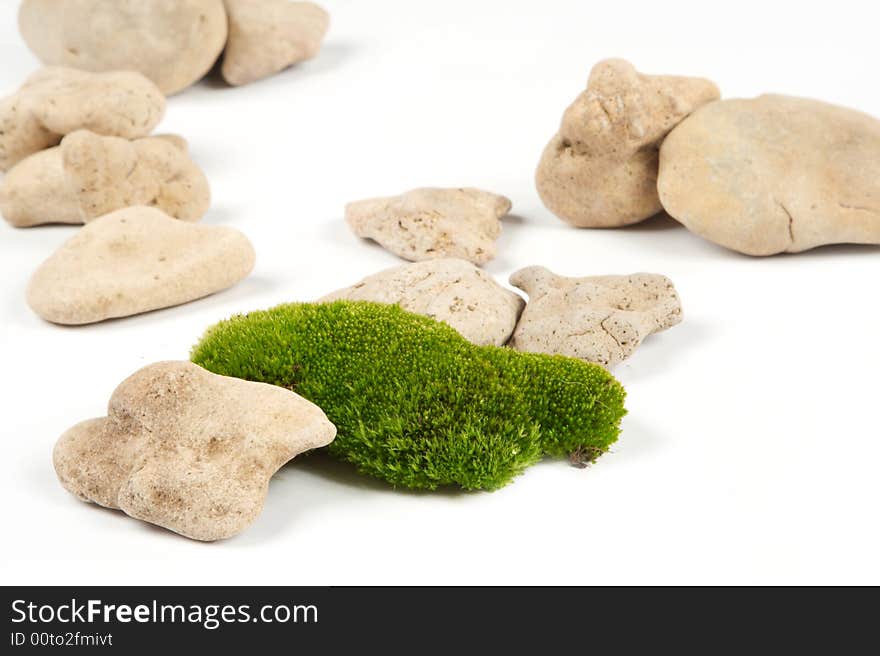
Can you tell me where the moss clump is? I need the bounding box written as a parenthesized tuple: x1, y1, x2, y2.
(191, 301, 626, 491)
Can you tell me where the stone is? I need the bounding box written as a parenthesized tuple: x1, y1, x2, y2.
(27, 206, 255, 325)
(0, 66, 164, 172)
(509, 266, 682, 367)
(53, 361, 336, 541)
(1, 131, 210, 227)
(536, 58, 720, 228)
(658, 94, 880, 256)
(320, 258, 525, 346)
(19, 0, 228, 95)
(346, 187, 511, 266)
(222, 0, 330, 86)
(0, 148, 72, 227)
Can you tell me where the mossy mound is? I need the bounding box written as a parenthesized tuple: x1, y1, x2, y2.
(191, 301, 627, 491)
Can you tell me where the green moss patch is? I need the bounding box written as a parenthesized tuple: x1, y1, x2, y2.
(191, 301, 626, 491)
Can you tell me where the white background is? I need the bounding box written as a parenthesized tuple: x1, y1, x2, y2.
(1, 0, 878, 585)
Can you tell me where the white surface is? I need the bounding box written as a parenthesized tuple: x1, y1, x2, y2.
(1, 0, 879, 586)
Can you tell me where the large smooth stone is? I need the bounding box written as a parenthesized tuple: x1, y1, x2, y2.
(27, 206, 255, 324)
(658, 95, 880, 255)
(19, 0, 228, 95)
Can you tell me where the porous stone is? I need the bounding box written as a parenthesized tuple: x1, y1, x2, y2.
(53, 361, 336, 541)
(1, 130, 210, 227)
(346, 187, 511, 266)
(320, 258, 525, 346)
(222, 0, 330, 86)
(0, 66, 164, 172)
(509, 266, 682, 367)
(658, 94, 880, 256)
(19, 0, 228, 95)
(536, 58, 719, 228)
(27, 206, 255, 325)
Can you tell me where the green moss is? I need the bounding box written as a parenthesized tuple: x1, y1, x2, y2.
(191, 301, 626, 491)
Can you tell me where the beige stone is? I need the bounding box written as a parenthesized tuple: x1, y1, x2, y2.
(0, 148, 72, 227)
(0, 66, 164, 172)
(509, 266, 682, 367)
(346, 187, 511, 266)
(321, 259, 524, 346)
(27, 206, 255, 325)
(658, 95, 880, 256)
(222, 0, 329, 86)
(19, 0, 228, 95)
(536, 59, 720, 228)
(53, 361, 336, 541)
(1, 131, 210, 227)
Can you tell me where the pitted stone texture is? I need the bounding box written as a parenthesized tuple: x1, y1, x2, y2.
(509, 266, 682, 367)
(536, 59, 719, 228)
(0, 67, 164, 172)
(19, 0, 228, 95)
(27, 206, 255, 325)
(222, 0, 329, 86)
(1, 131, 209, 227)
(346, 187, 511, 266)
(658, 94, 880, 256)
(53, 361, 336, 541)
(321, 258, 524, 346)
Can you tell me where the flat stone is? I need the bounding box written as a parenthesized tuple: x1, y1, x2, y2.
(27, 206, 255, 324)
(658, 94, 880, 255)
(346, 187, 511, 265)
(53, 361, 336, 541)
(536, 59, 719, 228)
(222, 0, 330, 86)
(321, 258, 524, 346)
(0, 66, 164, 172)
(1, 131, 210, 227)
(19, 0, 228, 95)
(509, 266, 682, 367)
